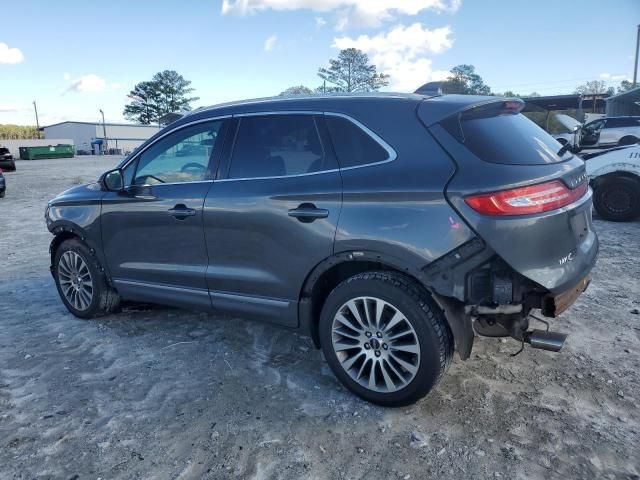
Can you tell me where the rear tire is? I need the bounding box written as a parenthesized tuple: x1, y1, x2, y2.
(319, 271, 453, 407)
(0, 190, 4, 198)
(53, 238, 120, 318)
(593, 176, 640, 222)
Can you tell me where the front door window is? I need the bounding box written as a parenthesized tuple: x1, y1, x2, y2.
(132, 121, 224, 185)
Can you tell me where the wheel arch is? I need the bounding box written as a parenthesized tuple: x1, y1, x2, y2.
(49, 223, 107, 279)
(298, 250, 474, 360)
(618, 135, 639, 146)
(50, 228, 81, 268)
(590, 168, 640, 190)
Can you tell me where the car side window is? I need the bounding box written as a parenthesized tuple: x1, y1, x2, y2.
(325, 115, 390, 168)
(606, 118, 638, 128)
(588, 120, 605, 131)
(228, 114, 334, 179)
(132, 121, 223, 185)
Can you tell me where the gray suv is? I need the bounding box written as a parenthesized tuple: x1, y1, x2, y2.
(46, 93, 598, 406)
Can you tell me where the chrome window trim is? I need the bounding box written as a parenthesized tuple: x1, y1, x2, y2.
(125, 180, 214, 188)
(216, 111, 396, 182)
(216, 168, 340, 183)
(233, 110, 323, 117)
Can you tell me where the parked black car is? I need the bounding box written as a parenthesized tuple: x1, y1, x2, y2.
(46, 93, 598, 406)
(0, 147, 16, 171)
(0, 168, 5, 198)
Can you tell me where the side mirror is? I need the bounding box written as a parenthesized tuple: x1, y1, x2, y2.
(101, 168, 124, 191)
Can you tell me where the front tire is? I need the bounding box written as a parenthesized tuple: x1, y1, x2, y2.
(593, 176, 640, 222)
(319, 271, 453, 407)
(53, 238, 120, 318)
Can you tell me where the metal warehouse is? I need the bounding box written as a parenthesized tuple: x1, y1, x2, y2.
(41, 121, 161, 155)
(605, 86, 640, 117)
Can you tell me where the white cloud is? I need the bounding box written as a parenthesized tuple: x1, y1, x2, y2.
(0, 103, 20, 112)
(599, 73, 629, 82)
(64, 74, 107, 94)
(0, 42, 24, 64)
(332, 23, 453, 91)
(63, 72, 71, 80)
(264, 34, 277, 52)
(315, 16, 327, 28)
(221, 0, 461, 29)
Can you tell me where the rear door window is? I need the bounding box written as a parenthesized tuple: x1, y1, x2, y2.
(325, 115, 391, 168)
(605, 118, 640, 128)
(228, 114, 336, 179)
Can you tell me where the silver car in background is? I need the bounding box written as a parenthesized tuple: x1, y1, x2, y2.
(555, 115, 640, 150)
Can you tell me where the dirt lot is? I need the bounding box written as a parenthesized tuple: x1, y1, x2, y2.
(1, 157, 639, 480)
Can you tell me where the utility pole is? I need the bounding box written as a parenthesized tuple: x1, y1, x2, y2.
(99, 109, 108, 155)
(33, 101, 40, 136)
(634, 24, 640, 87)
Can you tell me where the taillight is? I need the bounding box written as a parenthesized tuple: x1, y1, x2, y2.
(465, 180, 588, 216)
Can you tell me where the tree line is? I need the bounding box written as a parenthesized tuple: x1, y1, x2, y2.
(122, 49, 635, 125)
(1, 50, 634, 134)
(0, 125, 43, 140)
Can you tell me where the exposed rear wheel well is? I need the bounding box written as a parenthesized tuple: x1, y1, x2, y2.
(302, 259, 433, 349)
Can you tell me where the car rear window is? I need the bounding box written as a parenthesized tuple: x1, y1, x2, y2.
(443, 109, 572, 165)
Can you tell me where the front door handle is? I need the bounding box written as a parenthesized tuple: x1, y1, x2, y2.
(288, 203, 329, 223)
(167, 204, 197, 219)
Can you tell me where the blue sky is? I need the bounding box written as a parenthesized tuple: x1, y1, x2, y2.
(0, 0, 638, 125)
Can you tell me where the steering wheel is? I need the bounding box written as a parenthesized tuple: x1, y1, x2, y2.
(181, 162, 206, 173)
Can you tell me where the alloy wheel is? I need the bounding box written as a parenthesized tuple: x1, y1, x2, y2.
(331, 296, 421, 393)
(58, 251, 94, 311)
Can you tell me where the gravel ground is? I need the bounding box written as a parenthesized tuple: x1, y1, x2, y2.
(1, 157, 639, 480)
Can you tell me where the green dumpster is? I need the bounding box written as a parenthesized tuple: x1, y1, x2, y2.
(19, 144, 74, 160)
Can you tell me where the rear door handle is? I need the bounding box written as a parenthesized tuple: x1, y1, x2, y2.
(288, 204, 329, 223)
(167, 204, 197, 219)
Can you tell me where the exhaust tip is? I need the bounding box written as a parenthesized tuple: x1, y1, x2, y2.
(525, 330, 567, 352)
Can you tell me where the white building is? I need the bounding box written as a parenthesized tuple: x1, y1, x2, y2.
(42, 121, 161, 155)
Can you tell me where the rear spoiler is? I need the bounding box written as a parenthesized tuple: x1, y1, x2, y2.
(417, 95, 523, 127)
